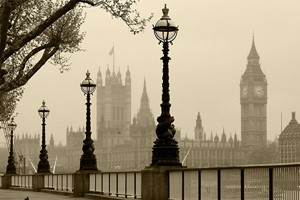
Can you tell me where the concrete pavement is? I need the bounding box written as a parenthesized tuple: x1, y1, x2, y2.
(0, 189, 89, 200)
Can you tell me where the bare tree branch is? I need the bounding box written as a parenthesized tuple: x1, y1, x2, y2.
(16, 42, 57, 79)
(0, 47, 58, 92)
(0, 0, 13, 65)
(0, 0, 152, 119)
(3, 0, 81, 61)
(80, 0, 96, 6)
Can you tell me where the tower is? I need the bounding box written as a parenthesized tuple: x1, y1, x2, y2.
(194, 112, 204, 141)
(130, 79, 156, 145)
(135, 79, 155, 128)
(240, 37, 267, 148)
(130, 79, 156, 168)
(96, 66, 131, 148)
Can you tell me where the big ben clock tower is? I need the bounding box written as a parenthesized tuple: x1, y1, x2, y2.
(240, 37, 267, 148)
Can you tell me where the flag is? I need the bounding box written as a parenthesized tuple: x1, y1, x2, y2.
(109, 46, 114, 56)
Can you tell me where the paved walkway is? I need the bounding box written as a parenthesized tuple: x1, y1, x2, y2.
(0, 189, 89, 200)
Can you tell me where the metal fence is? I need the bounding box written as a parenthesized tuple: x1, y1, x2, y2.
(44, 174, 73, 191)
(89, 171, 141, 198)
(11, 175, 32, 188)
(168, 164, 300, 200)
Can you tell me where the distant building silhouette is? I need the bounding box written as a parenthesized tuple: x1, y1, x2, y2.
(180, 113, 246, 167)
(95, 66, 131, 169)
(14, 134, 40, 174)
(60, 126, 84, 172)
(279, 112, 300, 163)
(96, 79, 160, 170)
(0, 38, 273, 173)
(240, 37, 267, 148)
(96, 66, 131, 147)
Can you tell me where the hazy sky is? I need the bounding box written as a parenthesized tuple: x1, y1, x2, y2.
(2, 0, 300, 147)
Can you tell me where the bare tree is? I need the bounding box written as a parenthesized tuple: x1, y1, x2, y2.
(0, 0, 152, 120)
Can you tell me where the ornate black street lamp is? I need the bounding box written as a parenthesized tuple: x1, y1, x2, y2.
(151, 4, 182, 166)
(79, 70, 98, 171)
(37, 100, 51, 173)
(6, 117, 17, 174)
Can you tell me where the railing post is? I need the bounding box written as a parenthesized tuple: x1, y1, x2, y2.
(134, 172, 137, 199)
(269, 168, 273, 200)
(109, 173, 111, 196)
(116, 173, 119, 197)
(73, 171, 91, 197)
(101, 173, 103, 194)
(142, 166, 180, 200)
(125, 172, 128, 198)
(2, 174, 12, 189)
(198, 170, 201, 200)
(32, 173, 45, 192)
(217, 169, 221, 200)
(182, 171, 185, 200)
(94, 173, 97, 193)
(241, 168, 244, 200)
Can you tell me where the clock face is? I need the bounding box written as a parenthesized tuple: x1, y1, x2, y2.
(255, 86, 264, 97)
(242, 86, 248, 97)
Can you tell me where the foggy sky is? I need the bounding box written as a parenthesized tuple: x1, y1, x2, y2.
(1, 0, 300, 146)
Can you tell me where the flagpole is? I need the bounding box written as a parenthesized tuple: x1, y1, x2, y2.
(281, 112, 282, 133)
(113, 44, 115, 72)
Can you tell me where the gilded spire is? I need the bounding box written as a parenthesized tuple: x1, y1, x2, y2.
(143, 78, 147, 94)
(141, 78, 149, 104)
(247, 35, 260, 59)
(196, 112, 202, 127)
(97, 66, 101, 77)
(106, 64, 110, 76)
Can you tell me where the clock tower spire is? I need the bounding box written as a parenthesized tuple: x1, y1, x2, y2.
(240, 37, 267, 148)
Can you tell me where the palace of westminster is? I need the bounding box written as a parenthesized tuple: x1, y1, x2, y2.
(1, 38, 299, 173)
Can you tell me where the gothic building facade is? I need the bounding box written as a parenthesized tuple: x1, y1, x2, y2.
(95, 66, 131, 169)
(240, 37, 268, 149)
(180, 113, 247, 168)
(96, 67, 131, 148)
(96, 79, 159, 170)
(14, 134, 40, 174)
(279, 112, 300, 163)
(57, 127, 84, 172)
(1, 38, 271, 173)
(2, 133, 64, 174)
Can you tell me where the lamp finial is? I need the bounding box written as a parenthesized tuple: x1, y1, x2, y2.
(86, 70, 91, 78)
(162, 4, 169, 18)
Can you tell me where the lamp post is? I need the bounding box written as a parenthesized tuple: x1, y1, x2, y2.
(37, 100, 51, 173)
(79, 70, 98, 171)
(6, 117, 17, 174)
(151, 4, 182, 166)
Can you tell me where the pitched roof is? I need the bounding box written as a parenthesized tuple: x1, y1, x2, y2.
(280, 112, 300, 138)
(247, 37, 260, 59)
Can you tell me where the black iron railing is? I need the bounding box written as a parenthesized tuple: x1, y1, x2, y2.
(44, 174, 74, 191)
(89, 171, 141, 199)
(168, 163, 300, 200)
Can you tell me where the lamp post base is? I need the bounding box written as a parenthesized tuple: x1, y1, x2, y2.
(37, 160, 51, 174)
(6, 155, 17, 174)
(79, 154, 98, 171)
(37, 148, 51, 173)
(151, 139, 182, 166)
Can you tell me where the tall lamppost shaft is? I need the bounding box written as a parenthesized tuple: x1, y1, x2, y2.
(37, 101, 51, 173)
(161, 42, 171, 116)
(42, 116, 46, 149)
(151, 4, 181, 167)
(10, 129, 13, 157)
(79, 70, 98, 171)
(85, 93, 91, 139)
(6, 124, 17, 174)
